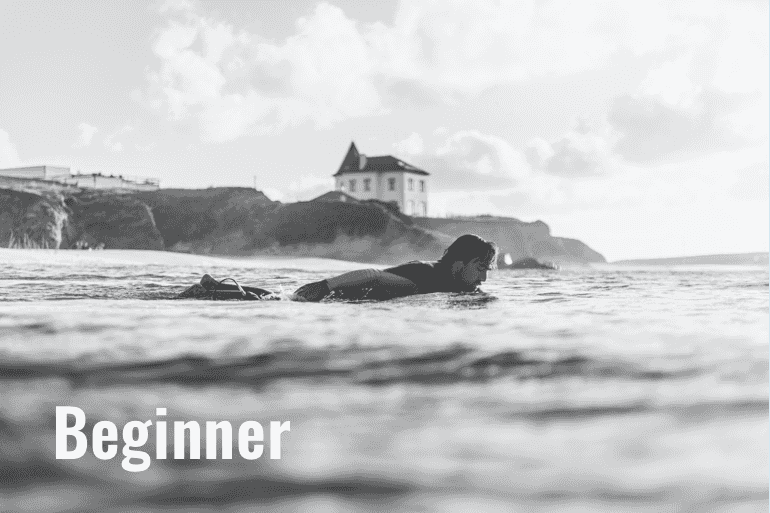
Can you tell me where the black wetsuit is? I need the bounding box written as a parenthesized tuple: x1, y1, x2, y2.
(187, 261, 460, 301)
(383, 261, 457, 294)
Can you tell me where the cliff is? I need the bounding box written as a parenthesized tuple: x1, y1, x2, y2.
(0, 180, 604, 264)
(0, 188, 70, 249)
(612, 253, 768, 266)
(414, 216, 606, 263)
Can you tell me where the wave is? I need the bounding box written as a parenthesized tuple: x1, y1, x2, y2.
(0, 348, 707, 389)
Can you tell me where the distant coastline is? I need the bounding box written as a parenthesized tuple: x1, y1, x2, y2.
(0, 179, 605, 265)
(611, 253, 768, 266)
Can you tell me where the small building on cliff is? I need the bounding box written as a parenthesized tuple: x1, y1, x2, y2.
(0, 165, 71, 181)
(0, 166, 159, 191)
(332, 142, 429, 216)
(59, 173, 159, 191)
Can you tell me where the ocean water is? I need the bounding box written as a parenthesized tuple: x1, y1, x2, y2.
(0, 249, 767, 512)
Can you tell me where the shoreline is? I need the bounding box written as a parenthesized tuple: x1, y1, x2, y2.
(0, 248, 374, 270)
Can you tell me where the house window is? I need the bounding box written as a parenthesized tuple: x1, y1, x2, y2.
(407, 200, 414, 215)
(419, 180, 425, 192)
(338, 181, 345, 191)
(420, 202, 427, 216)
(363, 178, 371, 191)
(408, 178, 414, 191)
(349, 179, 356, 192)
(388, 178, 395, 191)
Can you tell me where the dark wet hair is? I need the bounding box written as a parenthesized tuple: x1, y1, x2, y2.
(439, 234, 498, 270)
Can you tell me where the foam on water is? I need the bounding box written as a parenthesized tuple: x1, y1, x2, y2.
(0, 249, 767, 512)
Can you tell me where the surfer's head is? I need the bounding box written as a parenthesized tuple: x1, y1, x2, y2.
(439, 234, 498, 291)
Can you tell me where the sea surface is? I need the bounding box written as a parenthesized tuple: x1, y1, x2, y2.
(0, 249, 767, 512)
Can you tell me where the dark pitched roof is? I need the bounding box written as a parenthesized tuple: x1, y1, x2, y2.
(334, 141, 429, 176)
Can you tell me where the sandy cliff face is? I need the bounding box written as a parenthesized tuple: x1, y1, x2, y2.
(0, 182, 164, 250)
(0, 184, 604, 263)
(0, 189, 70, 249)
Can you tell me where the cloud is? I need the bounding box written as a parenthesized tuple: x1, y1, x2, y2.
(143, 0, 768, 143)
(364, 0, 759, 94)
(157, 0, 195, 14)
(711, 4, 769, 96)
(436, 131, 529, 179)
(0, 128, 20, 167)
(392, 132, 423, 156)
(402, 130, 529, 192)
(73, 123, 98, 149)
(134, 142, 157, 152)
(422, 127, 768, 220)
(144, 3, 387, 142)
(727, 162, 770, 203)
(607, 3, 768, 163)
(609, 88, 747, 163)
(526, 120, 616, 177)
(103, 125, 134, 152)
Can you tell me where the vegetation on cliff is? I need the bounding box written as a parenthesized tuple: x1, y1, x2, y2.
(0, 180, 605, 264)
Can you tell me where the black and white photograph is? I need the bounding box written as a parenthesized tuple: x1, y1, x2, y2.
(0, 0, 768, 511)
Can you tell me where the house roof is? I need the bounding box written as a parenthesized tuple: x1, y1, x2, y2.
(333, 141, 429, 177)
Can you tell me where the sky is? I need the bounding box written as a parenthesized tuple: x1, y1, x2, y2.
(0, 0, 767, 261)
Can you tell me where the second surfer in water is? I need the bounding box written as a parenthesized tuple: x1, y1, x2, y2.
(192, 234, 498, 301)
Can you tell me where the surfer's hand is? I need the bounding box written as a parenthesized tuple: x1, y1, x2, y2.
(293, 280, 331, 302)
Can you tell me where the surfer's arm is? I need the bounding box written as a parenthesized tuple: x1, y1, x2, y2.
(293, 269, 418, 301)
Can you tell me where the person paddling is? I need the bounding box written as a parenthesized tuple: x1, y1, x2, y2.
(190, 234, 498, 301)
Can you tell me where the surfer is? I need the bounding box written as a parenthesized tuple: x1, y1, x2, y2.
(188, 234, 498, 301)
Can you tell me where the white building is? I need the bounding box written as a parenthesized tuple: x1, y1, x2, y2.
(333, 142, 429, 216)
(0, 166, 159, 191)
(0, 165, 71, 181)
(60, 173, 160, 191)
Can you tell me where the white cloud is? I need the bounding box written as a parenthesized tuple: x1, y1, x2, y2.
(605, 1, 768, 163)
(433, 126, 448, 136)
(638, 55, 701, 109)
(103, 125, 134, 152)
(607, 51, 764, 163)
(0, 128, 20, 167)
(435, 130, 530, 181)
(157, 0, 195, 14)
(143, 0, 769, 143)
(144, 3, 387, 142)
(73, 122, 98, 149)
(526, 120, 617, 177)
(711, 3, 769, 95)
(392, 132, 423, 156)
(135, 142, 157, 152)
(422, 126, 768, 224)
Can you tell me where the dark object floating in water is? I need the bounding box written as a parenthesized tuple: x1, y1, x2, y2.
(504, 256, 559, 270)
(178, 283, 277, 300)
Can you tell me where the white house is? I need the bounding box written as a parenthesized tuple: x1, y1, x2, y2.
(333, 142, 429, 216)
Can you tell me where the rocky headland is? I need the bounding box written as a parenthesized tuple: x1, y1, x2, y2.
(0, 178, 605, 265)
